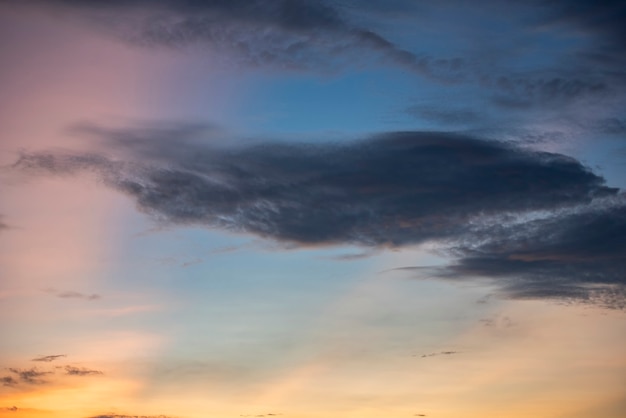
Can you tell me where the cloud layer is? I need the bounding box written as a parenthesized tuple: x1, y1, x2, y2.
(11, 0, 626, 114)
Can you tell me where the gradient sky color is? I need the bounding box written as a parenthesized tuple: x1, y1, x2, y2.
(1, 1, 625, 418)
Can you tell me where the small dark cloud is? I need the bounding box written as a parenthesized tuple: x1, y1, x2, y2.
(3, 406, 18, 412)
(64, 366, 103, 376)
(480, 315, 514, 328)
(325, 250, 378, 261)
(32, 354, 66, 362)
(1, 376, 18, 387)
(419, 351, 458, 358)
(7, 368, 51, 385)
(56, 291, 101, 301)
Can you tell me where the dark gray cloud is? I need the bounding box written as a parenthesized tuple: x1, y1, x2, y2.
(64, 366, 103, 376)
(14, 127, 616, 247)
(385, 198, 626, 308)
(437, 199, 626, 308)
(7, 368, 51, 385)
(13, 124, 626, 306)
(31, 354, 66, 362)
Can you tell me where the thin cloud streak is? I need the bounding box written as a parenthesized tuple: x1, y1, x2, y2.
(7, 368, 51, 385)
(56, 291, 102, 301)
(31, 355, 66, 362)
(64, 366, 103, 376)
(86, 415, 176, 418)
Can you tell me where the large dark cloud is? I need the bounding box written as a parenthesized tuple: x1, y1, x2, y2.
(14, 126, 616, 247)
(13, 124, 626, 306)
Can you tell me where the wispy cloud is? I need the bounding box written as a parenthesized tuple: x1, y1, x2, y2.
(1, 376, 18, 387)
(7, 368, 51, 385)
(418, 351, 458, 358)
(31, 354, 66, 362)
(57, 291, 101, 301)
(324, 250, 378, 261)
(44, 289, 102, 301)
(9, 0, 625, 114)
(14, 0, 461, 82)
(64, 366, 103, 376)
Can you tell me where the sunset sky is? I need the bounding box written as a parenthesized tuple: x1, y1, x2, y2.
(1, 1, 625, 417)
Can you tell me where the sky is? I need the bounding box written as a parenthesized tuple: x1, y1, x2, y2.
(0, 1, 625, 417)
